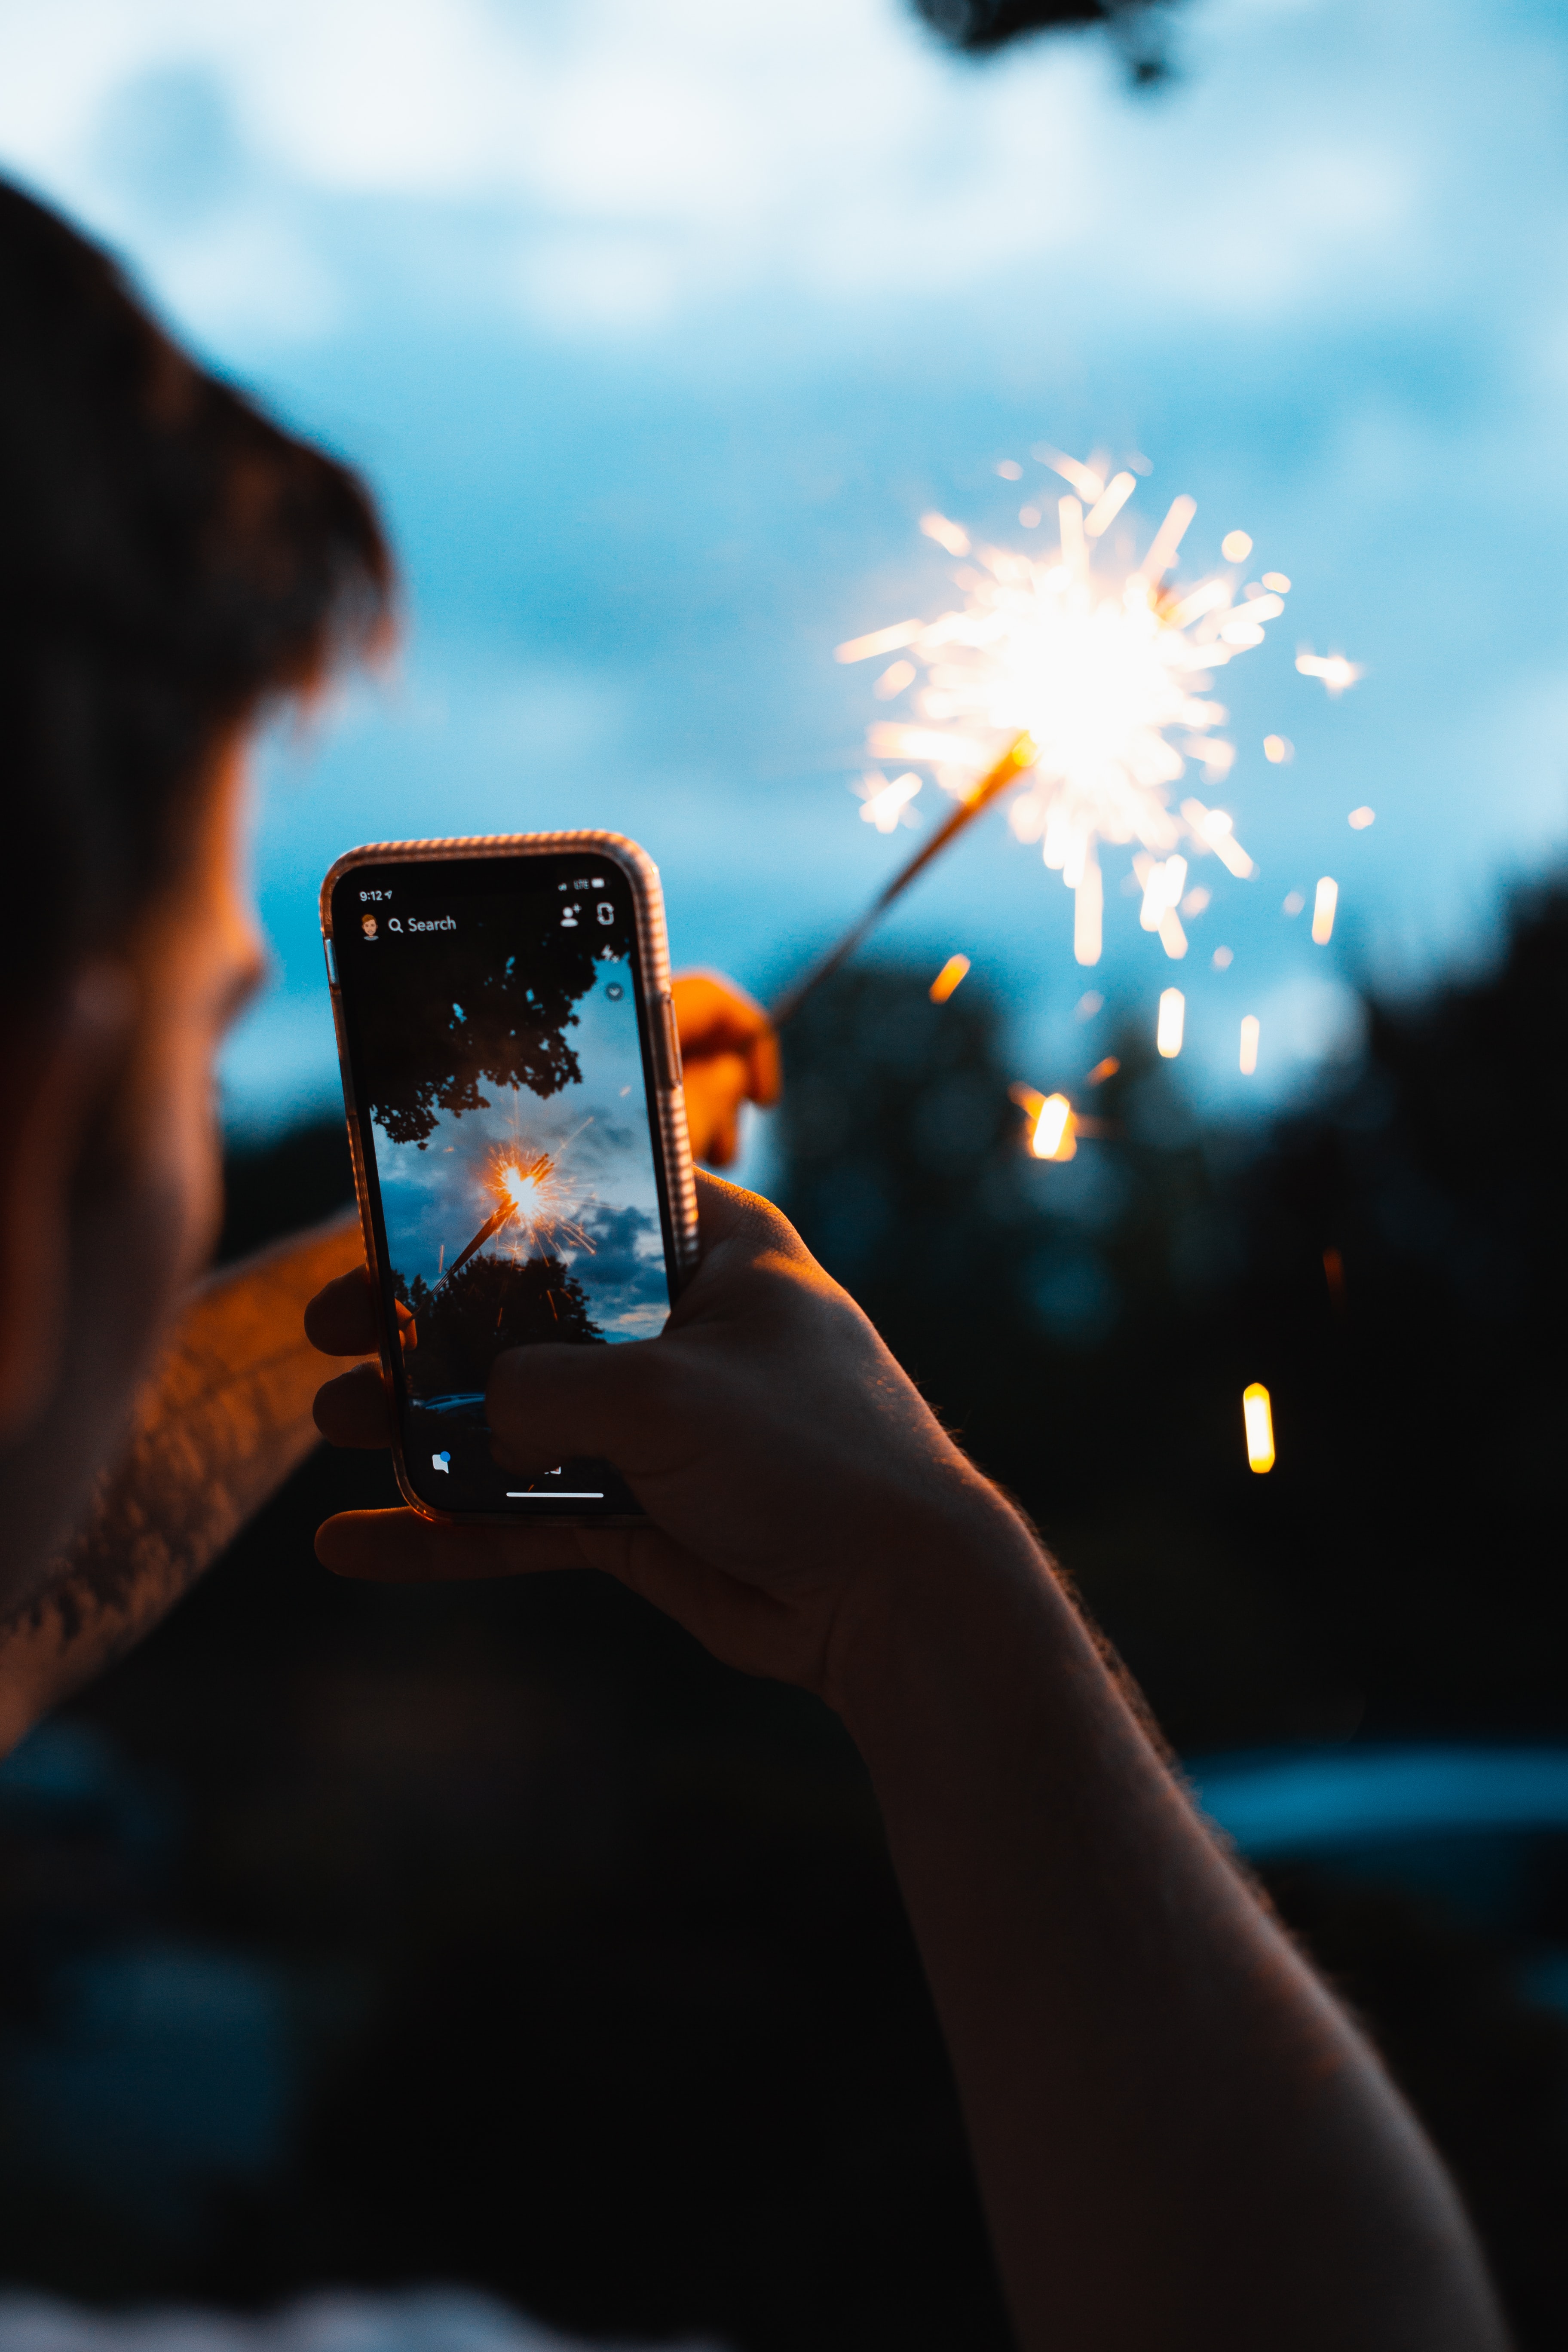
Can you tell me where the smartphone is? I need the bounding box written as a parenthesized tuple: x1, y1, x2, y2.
(321, 831, 699, 1525)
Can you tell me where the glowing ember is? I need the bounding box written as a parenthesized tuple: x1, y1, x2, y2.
(1312, 876, 1339, 944)
(1157, 987, 1185, 1058)
(854, 770, 922, 833)
(842, 453, 1282, 969)
(1296, 649, 1363, 695)
(929, 953, 971, 1003)
(1032, 1092, 1075, 1161)
(1008, 1083, 1076, 1161)
(1239, 1014, 1260, 1075)
(1243, 1382, 1276, 1474)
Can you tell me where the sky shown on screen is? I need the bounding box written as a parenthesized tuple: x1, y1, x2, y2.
(3, 0, 1566, 1136)
(372, 967, 670, 1343)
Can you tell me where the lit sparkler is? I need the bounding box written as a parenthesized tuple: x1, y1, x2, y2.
(789, 453, 1286, 1026)
(436, 1131, 594, 1302)
(856, 460, 1284, 952)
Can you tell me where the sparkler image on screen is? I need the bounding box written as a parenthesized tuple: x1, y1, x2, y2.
(335, 859, 671, 1512)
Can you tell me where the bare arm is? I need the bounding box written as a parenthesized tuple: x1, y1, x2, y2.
(0, 1210, 364, 1750)
(843, 1499, 1508, 2352)
(307, 1176, 1509, 2352)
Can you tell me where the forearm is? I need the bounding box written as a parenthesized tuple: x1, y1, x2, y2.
(0, 1210, 364, 1748)
(844, 1495, 1509, 2352)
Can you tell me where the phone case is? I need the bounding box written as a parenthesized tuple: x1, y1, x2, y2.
(319, 830, 699, 1527)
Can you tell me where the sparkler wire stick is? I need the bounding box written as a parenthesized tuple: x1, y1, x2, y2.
(769, 730, 1038, 1031)
(443, 1198, 518, 1287)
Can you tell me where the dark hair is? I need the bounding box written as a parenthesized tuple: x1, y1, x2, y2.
(0, 178, 393, 998)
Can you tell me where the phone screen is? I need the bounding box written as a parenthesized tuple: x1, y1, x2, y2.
(329, 848, 678, 1518)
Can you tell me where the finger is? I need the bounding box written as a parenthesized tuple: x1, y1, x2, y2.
(680, 1050, 750, 1165)
(745, 1024, 782, 1109)
(304, 1265, 378, 1356)
(315, 1506, 671, 1585)
(486, 1337, 656, 1475)
(671, 970, 772, 1059)
(313, 1362, 393, 1449)
(690, 1165, 803, 1256)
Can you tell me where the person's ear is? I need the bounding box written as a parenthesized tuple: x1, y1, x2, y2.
(0, 968, 135, 1445)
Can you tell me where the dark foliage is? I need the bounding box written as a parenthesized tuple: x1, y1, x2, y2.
(910, 0, 1174, 82)
(342, 903, 626, 1148)
(393, 1250, 603, 1398)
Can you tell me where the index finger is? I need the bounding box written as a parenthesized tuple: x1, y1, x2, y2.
(304, 1264, 380, 1356)
(672, 970, 781, 1108)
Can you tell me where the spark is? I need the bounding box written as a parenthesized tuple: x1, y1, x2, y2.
(873, 659, 916, 700)
(1239, 1014, 1260, 1075)
(1312, 876, 1338, 944)
(836, 620, 924, 665)
(930, 953, 971, 1003)
(1262, 572, 1291, 593)
(1086, 1056, 1120, 1085)
(1243, 1383, 1276, 1473)
(1157, 987, 1185, 1058)
(1297, 649, 1364, 695)
(854, 770, 922, 833)
(1075, 991, 1103, 1018)
(1212, 946, 1233, 969)
(841, 456, 1281, 970)
(1011, 1083, 1076, 1161)
(996, 459, 1023, 480)
(1283, 891, 1305, 916)
(1221, 530, 1253, 562)
(1034, 444, 1105, 502)
(1032, 1092, 1075, 1160)
(920, 511, 971, 557)
(1263, 735, 1293, 764)
(1348, 805, 1375, 829)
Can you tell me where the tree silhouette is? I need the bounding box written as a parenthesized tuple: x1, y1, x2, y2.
(355, 897, 631, 1147)
(393, 1251, 603, 1399)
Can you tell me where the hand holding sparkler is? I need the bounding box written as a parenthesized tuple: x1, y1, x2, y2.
(673, 971, 782, 1161)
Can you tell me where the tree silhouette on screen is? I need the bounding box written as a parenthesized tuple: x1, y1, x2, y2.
(358, 900, 629, 1147)
(393, 1253, 603, 1397)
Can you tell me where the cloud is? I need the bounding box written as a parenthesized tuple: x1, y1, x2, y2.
(9, 0, 1560, 348)
(571, 1201, 666, 1298)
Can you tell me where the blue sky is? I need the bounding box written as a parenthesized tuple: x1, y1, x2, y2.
(4, 0, 1566, 1153)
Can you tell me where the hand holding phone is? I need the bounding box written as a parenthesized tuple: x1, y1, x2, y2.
(322, 832, 698, 1525)
(309, 1168, 1009, 1703)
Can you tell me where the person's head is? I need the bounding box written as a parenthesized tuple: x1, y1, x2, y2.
(0, 178, 392, 1615)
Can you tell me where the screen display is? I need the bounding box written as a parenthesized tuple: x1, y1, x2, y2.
(331, 850, 675, 1517)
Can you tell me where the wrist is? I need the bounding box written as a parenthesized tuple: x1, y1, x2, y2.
(827, 1466, 1066, 1758)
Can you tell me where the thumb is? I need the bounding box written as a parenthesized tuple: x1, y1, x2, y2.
(486, 1337, 655, 1473)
